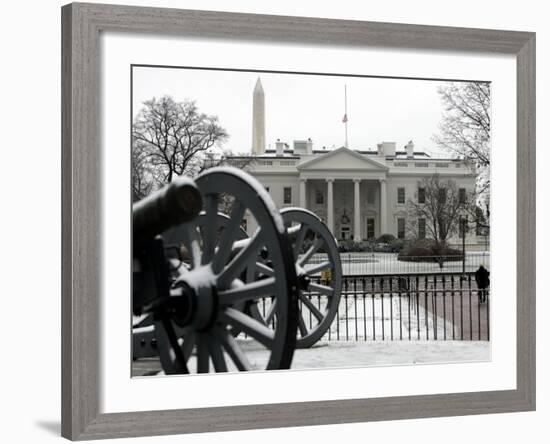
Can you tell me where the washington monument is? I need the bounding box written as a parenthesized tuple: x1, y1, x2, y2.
(252, 77, 265, 155)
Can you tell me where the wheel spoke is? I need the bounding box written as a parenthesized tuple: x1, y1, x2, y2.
(180, 330, 196, 362)
(212, 201, 246, 274)
(287, 224, 301, 236)
(292, 224, 307, 256)
(297, 237, 324, 266)
(308, 282, 334, 296)
(218, 278, 276, 305)
(218, 229, 264, 286)
(201, 194, 219, 265)
(155, 318, 189, 374)
(179, 222, 201, 269)
(255, 261, 274, 277)
(208, 334, 228, 372)
(300, 294, 325, 321)
(220, 308, 274, 349)
(215, 327, 252, 371)
(304, 261, 332, 276)
(264, 299, 277, 325)
(248, 302, 266, 325)
(297, 310, 308, 337)
(196, 333, 210, 373)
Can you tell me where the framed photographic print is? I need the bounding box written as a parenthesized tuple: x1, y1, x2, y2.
(61, 2, 535, 440)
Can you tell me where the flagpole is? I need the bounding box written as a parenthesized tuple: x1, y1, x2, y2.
(344, 85, 348, 148)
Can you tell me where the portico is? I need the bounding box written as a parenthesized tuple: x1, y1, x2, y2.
(298, 177, 384, 239)
(296, 147, 389, 239)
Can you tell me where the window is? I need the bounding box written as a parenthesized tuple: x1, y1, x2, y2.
(418, 218, 426, 239)
(397, 218, 406, 239)
(418, 187, 426, 204)
(459, 218, 468, 238)
(438, 187, 447, 204)
(459, 188, 466, 204)
(315, 189, 324, 205)
(397, 187, 405, 204)
(367, 187, 376, 204)
(367, 218, 375, 239)
(341, 226, 350, 240)
(283, 187, 292, 204)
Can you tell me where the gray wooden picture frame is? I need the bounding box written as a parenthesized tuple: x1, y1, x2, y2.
(61, 2, 536, 440)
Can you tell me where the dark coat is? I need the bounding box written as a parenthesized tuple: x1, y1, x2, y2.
(475, 266, 490, 289)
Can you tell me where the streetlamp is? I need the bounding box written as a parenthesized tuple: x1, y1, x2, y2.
(461, 216, 467, 277)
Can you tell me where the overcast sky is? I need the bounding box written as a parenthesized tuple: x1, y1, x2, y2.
(132, 66, 461, 157)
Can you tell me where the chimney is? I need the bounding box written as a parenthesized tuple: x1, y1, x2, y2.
(405, 140, 414, 158)
(275, 139, 285, 156)
(306, 138, 313, 154)
(378, 141, 396, 157)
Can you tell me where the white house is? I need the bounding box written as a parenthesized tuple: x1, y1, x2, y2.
(227, 78, 481, 248)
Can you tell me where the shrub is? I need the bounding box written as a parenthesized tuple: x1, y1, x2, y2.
(388, 238, 407, 253)
(337, 240, 373, 253)
(398, 240, 463, 262)
(377, 233, 396, 243)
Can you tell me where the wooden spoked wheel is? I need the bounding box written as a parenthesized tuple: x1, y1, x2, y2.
(280, 208, 342, 348)
(150, 167, 298, 374)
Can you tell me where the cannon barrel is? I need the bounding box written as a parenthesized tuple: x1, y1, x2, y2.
(133, 177, 203, 242)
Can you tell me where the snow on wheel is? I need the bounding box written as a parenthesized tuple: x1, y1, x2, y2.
(280, 207, 342, 348)
(151, 167, 298, 374)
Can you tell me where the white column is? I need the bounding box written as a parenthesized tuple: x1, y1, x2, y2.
(326, 178, 334, 234)
(379, 178, 387, 235)
(299, 178, 307, 209)
(353, 179, 361, 241)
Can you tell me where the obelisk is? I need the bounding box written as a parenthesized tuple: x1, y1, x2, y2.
(252, 78, 265, 155)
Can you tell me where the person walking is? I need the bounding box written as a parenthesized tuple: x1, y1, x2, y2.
(475, 264, 490, 304)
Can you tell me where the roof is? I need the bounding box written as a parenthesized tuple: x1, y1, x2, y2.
(228, 148, 434, 160)
(297, 146, 389, 171)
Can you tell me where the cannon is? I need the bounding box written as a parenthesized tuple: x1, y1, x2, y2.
(133, 167, 299, 374)
(133, 167, 343, 374)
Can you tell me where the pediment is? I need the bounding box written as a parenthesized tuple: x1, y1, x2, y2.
(298, 147, 388, 171)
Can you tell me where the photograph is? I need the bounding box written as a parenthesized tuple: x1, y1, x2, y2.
(131, 66, 492, 376)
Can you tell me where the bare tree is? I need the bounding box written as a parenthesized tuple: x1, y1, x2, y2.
(407, 174, 475, 251)
(132, 96, 228, 189)
(195, 151, 255, 214)
(433, 82, 490, 199)
(132, 142, 154, 202)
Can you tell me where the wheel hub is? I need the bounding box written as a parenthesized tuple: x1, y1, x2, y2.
(296, 264, 310, 290)
(172, 265, 219, 331)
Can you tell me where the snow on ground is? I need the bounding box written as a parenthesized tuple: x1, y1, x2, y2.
(323, 294, 456, 342)
(132, 340, 490, 376)
(219, 339, 490, 371)
(289, 340, 490, 369)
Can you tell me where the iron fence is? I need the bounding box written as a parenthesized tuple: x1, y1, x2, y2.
(309, 251, 490, 275)
(255, 272, 490, 342)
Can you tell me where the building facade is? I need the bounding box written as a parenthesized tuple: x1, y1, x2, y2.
(230, 142, 478, 245)
(227, 78, 481, 247)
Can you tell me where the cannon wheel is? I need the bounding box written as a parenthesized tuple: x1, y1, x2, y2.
(132, 214, 247, 361)
(279, 208, 342, 348)
(153, 167, 298, 374)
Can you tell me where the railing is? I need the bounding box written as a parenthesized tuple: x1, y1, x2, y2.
(310, 252, 490, 275)
(255, 272, 490, 342)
